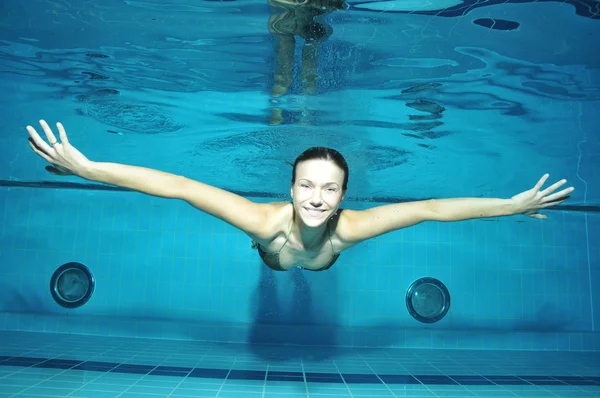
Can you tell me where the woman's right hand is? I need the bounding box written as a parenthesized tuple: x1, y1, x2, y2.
(27, 120, 92, 177)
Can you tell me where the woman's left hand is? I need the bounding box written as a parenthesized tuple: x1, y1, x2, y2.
(511, 174, 574, 219)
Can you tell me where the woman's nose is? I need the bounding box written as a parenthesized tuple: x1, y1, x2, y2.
(310, 192, 323, 205)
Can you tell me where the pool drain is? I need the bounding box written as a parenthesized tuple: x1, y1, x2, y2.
(406, 277, 450, 323)
(50, 262, 95, 308)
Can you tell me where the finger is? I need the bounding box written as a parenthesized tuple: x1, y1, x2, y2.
(26, 126, 53, 153)
(543, 187, 574, 203)
(540, 179, 567, 196)
(28, 139, 55, 164)
(45, 165, 60, 175)
(56, 122, 69, 145)
(533, 174, 549, 191)
(39, 119, 59, 145)
(45, 165, 69, 175)
(541, 198, 569, 208)
(528, 213, 546, 219)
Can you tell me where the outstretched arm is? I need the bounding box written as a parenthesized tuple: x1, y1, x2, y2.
(26, 120, 273, 238)
(338, 174, 574, 244)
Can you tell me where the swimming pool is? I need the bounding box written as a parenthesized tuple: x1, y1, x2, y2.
(0, 0, 599, 397)
(1, 331, 600, 397)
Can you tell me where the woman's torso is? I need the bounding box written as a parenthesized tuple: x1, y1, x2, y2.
(252, 202, 350, 271)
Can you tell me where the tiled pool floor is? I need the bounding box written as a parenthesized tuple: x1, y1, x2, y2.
(0, 331, 598, 397)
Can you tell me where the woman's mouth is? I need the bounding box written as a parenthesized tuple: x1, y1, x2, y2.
(303, 207, 326, 217)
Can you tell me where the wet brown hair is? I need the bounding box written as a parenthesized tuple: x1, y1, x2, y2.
(291, 147, 348, 191)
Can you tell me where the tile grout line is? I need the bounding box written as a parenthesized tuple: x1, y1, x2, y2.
(165, 341, 212, 398)
(6, 337, 123, 398)
(332, 360, 354, 398)
(299, 358, 309, 398)
(358, 352, 399, 398)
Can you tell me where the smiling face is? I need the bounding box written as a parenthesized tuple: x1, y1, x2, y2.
(290, 159, 346, 227)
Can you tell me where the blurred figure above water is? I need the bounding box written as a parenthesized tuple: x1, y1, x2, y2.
(268, 0, 348, 124)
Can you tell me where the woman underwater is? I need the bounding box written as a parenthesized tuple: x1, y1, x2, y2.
(27, 120, 574, 271)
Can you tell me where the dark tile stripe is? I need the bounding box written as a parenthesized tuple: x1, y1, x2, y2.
(0, 356, 598, 386)
(228, 369, 265, 381)
(267, 370, 304, 381)
(189, 367, 229, 379)
(305, 372, 344, 383)
(112, 364, 155, 375)
(72, 361, 120, 372)
(518, 376, 567, 386)
(342, 374, 381, 383)
(150, 369, 191, 377)
(379, 375, 420, 384)
(269, 371, 302, 377)
(267, 374, 304, 381)
(486, 375, 531, 385)
(33, 359, 83, 369)
(150, 365, 192, 377)
(450, 375, 495, 385)
(414, 375, 458, 385)
(554, 376, 600, 385)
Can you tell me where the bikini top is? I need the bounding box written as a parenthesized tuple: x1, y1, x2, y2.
(254, 217, 339, 271)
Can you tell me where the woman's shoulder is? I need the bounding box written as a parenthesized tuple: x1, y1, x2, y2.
(329, 208, 363, 251)
(262, 201, 292, 215)
(251, 201, 293, 241)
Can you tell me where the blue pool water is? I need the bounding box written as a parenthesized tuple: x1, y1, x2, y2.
(0, 0, 599, 397)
